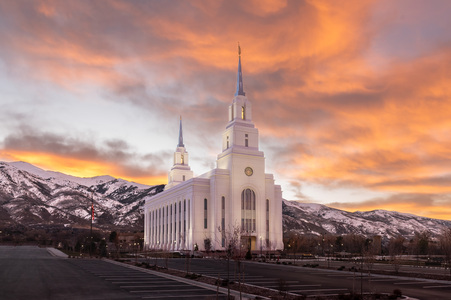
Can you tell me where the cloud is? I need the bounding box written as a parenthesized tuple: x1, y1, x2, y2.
(1, 126, 168, 184)
(1, 1, 451, 218)
(328, 193, 451, 220)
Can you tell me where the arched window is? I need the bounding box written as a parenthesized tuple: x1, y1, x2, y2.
(241, 189, 256, 232)
(241, 106, 246, 120)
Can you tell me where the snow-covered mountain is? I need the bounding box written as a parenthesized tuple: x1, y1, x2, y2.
(0, 161, 163, 229)
(2, 161, 450, 241)
(283, 200, 451, 241)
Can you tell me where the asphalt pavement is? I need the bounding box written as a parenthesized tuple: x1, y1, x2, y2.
(0, 246, 232, 300)
(150, 257, 451, 300)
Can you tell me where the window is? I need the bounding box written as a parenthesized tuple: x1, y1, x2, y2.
(221, 196, 225, 247)
(226, 136, 229, 149)
(266, 199, 270, 246)
(174, 202, 176, 241)
(204, 198, 208, 229)
(241, 189, 256, 232)
(181, 154, 184, 164)
(183, 175, 185, 181)
(241, 106, 246, 120)
(184, 200, 186, 235)
(188, 199, 190, 229)
(170, 205, 172, 242)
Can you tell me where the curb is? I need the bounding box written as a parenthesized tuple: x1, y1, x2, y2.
(103, 258, 269, 299)
(46, 247, 69, 258)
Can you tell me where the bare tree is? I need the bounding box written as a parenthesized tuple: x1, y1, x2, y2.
(217, 224, 244, 299)
(287, 232, 300, 263)
(388, 235, 405, 274)
(439, 227, 451, 277)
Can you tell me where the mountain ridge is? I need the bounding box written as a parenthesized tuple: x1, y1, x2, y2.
(1, 161, 450, 242)
(0, 161, 163, 230)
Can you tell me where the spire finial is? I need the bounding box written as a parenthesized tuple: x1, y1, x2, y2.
(235, 43, 245, 96)
(178, 116, 184, 147)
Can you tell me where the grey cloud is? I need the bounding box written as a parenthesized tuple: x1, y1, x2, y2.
(2, 126, 167, 177)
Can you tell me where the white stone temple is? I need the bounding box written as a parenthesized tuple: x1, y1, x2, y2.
(143, 47, 283, 252)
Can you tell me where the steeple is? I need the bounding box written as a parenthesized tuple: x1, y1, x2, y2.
(235, 43, 245, 96)
(218, 44, 262, 164)
(178, 116, 184, 147)
(165, 117, 193, 190)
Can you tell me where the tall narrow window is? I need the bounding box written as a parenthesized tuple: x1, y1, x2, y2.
(266, 199, 270, 247)
(151, 210, 154, 244)
(166, 206, 169, 244)
(241, 189, 256, 232)
(183, 175, 185, 181)
(245, 134, 248, 147)
(226, 136, 229, 149)
(174, 202, 177, 244)
(241, 106, 245, 120)
(170, 204, 172, 244)
(158, 208, 161, 244)
(183, 200, 186, 236)
(221, 196, 225, 247)
(204, 198, 208, 229)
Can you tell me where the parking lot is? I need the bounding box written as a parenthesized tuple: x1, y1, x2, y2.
(0, 246, 233, 300)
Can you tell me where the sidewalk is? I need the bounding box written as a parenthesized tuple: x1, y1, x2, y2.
(46, 247, 69, 258)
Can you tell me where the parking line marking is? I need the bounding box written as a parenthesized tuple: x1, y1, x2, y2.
(142, 294, 224, 299)
(291, 288, 348, 293)
(130, 288, 208, 293)
(120, 285, 189, 288)
(369, 279, 396, 282)
(394, 281, 432, 285)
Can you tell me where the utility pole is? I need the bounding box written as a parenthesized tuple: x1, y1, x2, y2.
(89, 189, 94, 258)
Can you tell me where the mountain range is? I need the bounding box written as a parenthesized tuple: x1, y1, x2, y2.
(0, 161, 163, 230)
(283, 200, 451, 242)
(1, 161, 450, 241)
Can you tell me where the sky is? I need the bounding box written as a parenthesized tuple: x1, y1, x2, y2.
(1, 0, 451, 220)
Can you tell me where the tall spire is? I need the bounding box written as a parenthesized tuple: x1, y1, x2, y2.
(235, 43, 245, 96)
(178, 116, 184, 147)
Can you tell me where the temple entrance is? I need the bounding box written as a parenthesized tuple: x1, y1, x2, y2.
(241, 236, 256, 251)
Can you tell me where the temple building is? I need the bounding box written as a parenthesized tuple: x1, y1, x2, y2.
(143, 48, 283, 252)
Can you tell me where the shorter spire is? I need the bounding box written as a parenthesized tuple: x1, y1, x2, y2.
(178, 116, 184, 147)
(235, 42, 245, 96)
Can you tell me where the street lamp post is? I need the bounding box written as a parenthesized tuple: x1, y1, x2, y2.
(260, 236, 262, 258)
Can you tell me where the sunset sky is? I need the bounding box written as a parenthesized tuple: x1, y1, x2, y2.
(1, 0, 451, 220)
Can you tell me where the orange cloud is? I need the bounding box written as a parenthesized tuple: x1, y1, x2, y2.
(329, 194, 451, 221)
(1, 0, 451, 219)
(2, 150, 166, 186)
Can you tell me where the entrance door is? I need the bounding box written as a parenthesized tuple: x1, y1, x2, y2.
(241, 236, 256, 251)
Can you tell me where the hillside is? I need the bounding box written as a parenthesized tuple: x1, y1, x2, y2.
(1, 161, 450, 242)
(0, 161, 163, 230)
(283, 200, 451, 241)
